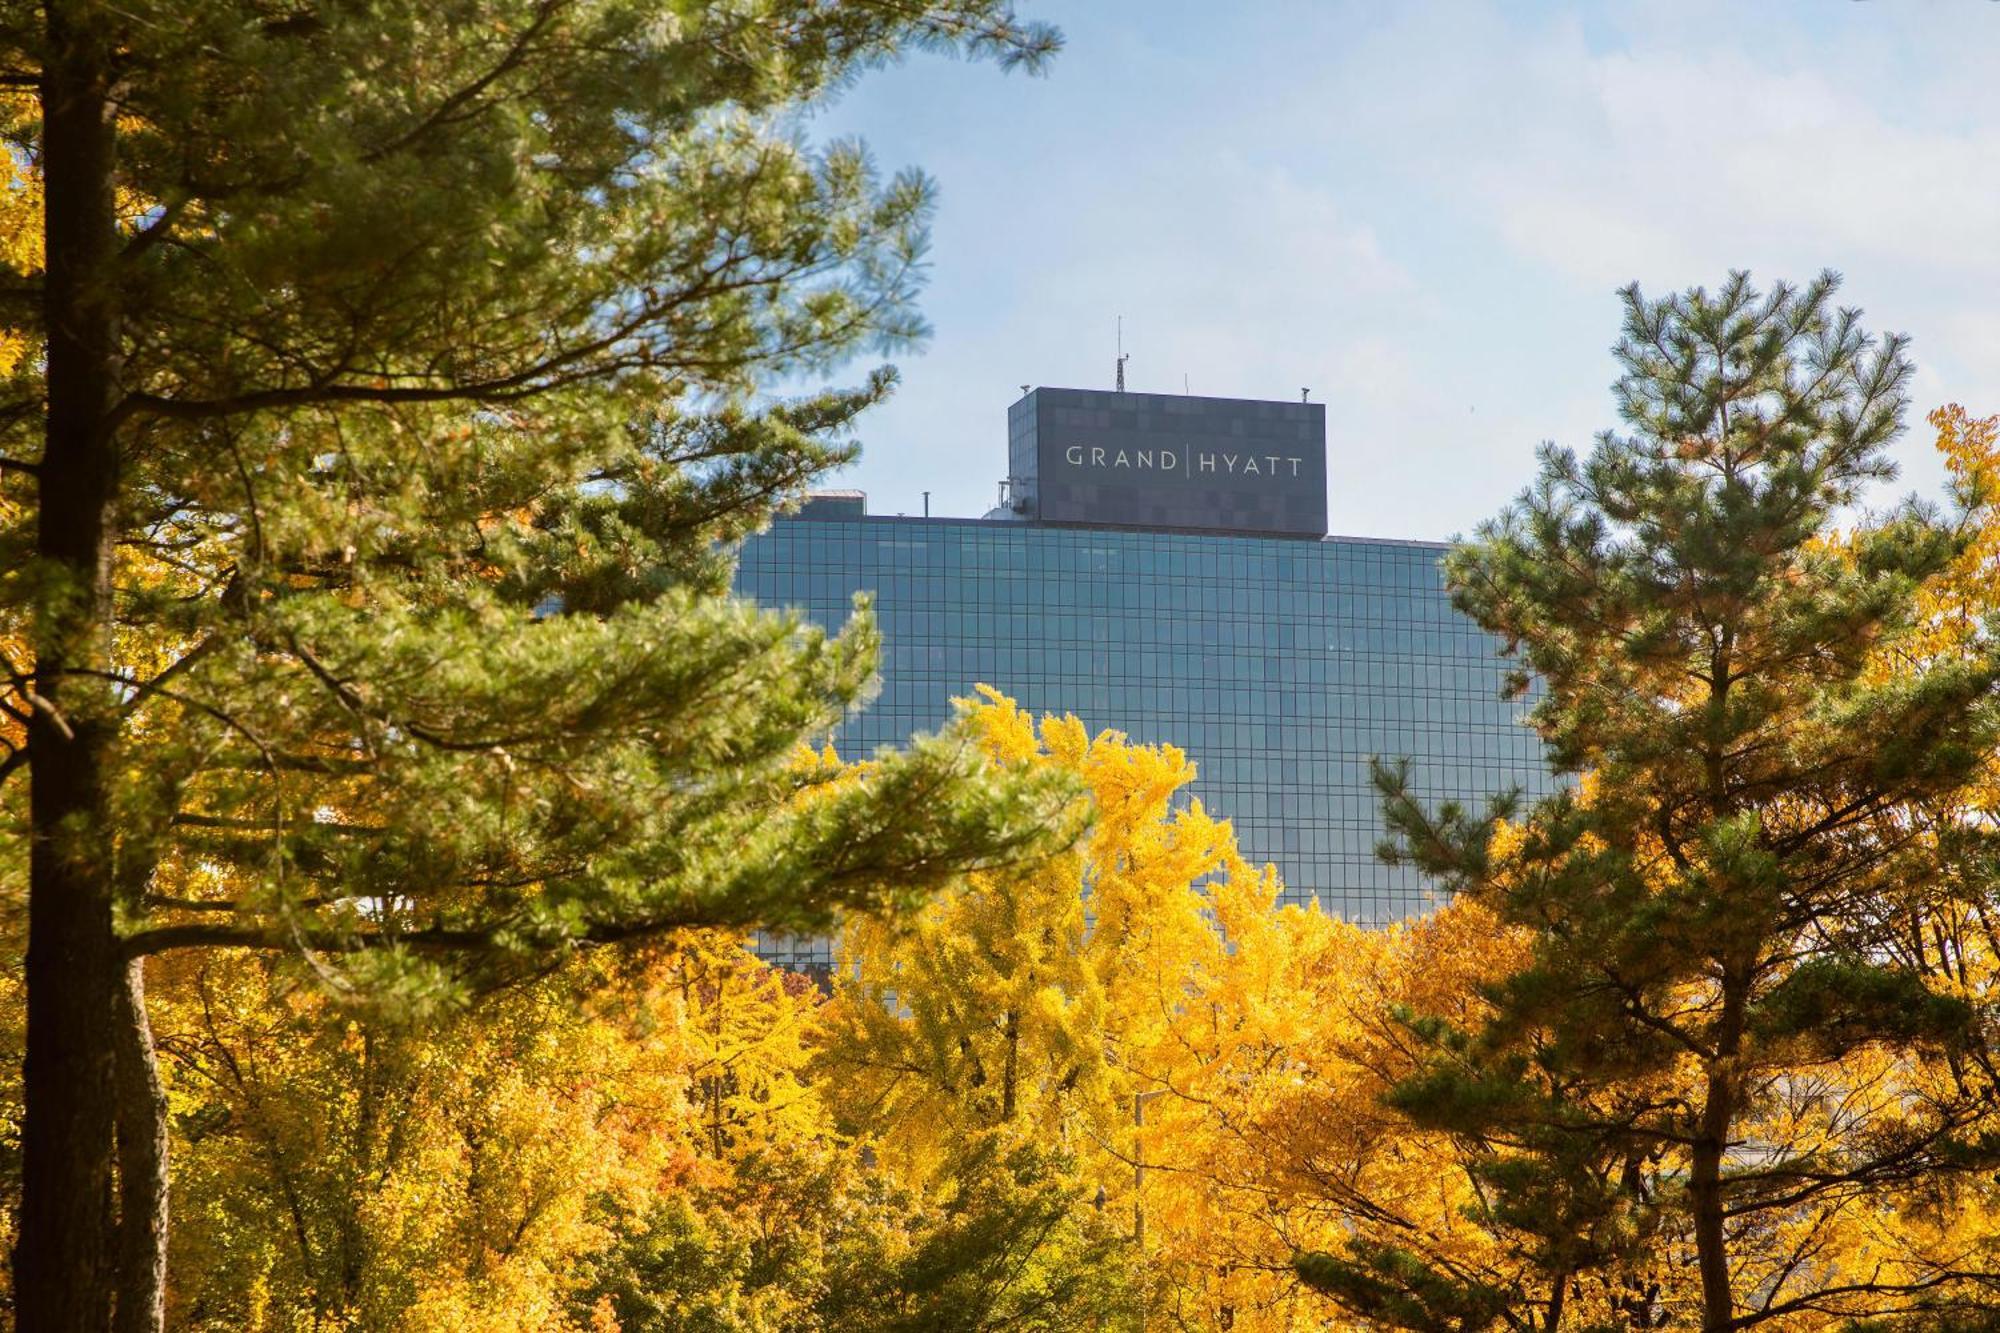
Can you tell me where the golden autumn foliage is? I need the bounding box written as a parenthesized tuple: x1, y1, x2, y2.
(48, 684, 1526, 1329)
(8, 402, 2000, 1330)
(154, 935, 796, 1329)
(0, 91, 38, 380)
(812, 689, 1570, 1332)
(1916, 405, 2000, 660)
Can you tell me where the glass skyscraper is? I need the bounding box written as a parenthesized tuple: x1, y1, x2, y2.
(734, 485, 1556, 969)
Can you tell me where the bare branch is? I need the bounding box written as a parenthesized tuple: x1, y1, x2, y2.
(171, 812, 386, 835)
(121, 908, 713, 959)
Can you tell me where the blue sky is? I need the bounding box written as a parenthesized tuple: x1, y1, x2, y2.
(798, 0, 2000, 540)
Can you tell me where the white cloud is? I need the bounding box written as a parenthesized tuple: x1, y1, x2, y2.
(1477, 46, 2000, 287)
(799, 0, 2000, 537)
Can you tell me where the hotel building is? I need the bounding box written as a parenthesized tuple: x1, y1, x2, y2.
(735, 387, 1554, 968)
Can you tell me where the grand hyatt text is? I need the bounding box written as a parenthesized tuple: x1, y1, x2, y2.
(1062, 444, 1307, 478)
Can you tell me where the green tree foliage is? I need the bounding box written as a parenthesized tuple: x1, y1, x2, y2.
(1310, 273, 2000, 1332)
(578, 1136, 1137, 1333)
(0, 1, 1073, 1324)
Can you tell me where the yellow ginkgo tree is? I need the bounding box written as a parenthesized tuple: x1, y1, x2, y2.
(818, 687, 1349, 1327)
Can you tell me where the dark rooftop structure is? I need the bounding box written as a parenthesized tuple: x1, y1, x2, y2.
(1002, 386, 1328, 538)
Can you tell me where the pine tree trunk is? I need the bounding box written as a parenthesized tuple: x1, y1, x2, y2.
(112, 960, 169, 1333)
(1690, 640, 1741, 1333)
(1690, 985, 1745, 1333)
(14, 1, 125, 1326)
(1543, 1271, 1566, 1332)
(1690, 1074, 1734, 1333)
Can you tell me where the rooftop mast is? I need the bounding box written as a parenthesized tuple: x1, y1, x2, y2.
(1115, 315, 1129, 393)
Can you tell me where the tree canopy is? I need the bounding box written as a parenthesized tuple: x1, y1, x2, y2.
(1300, 275, 2000, 1332)
(0, 1, 1071, 1324)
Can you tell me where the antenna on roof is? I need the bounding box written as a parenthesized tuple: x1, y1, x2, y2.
(1301, 388, 1310, 402)
(1115, 316, 1129, 393)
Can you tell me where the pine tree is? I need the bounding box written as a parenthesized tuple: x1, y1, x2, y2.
(1314, 273, 2000, 1331)
(0, 2, 1071, 1325)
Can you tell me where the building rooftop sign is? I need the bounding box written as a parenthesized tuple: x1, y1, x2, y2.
(1007, 386, 1328, 538)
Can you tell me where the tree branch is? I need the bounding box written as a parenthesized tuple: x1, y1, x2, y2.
(120, 908, 714, 959)
(358, 0, 565, 165)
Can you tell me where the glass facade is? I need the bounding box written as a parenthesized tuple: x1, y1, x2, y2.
(734, 513, 1556, 967)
